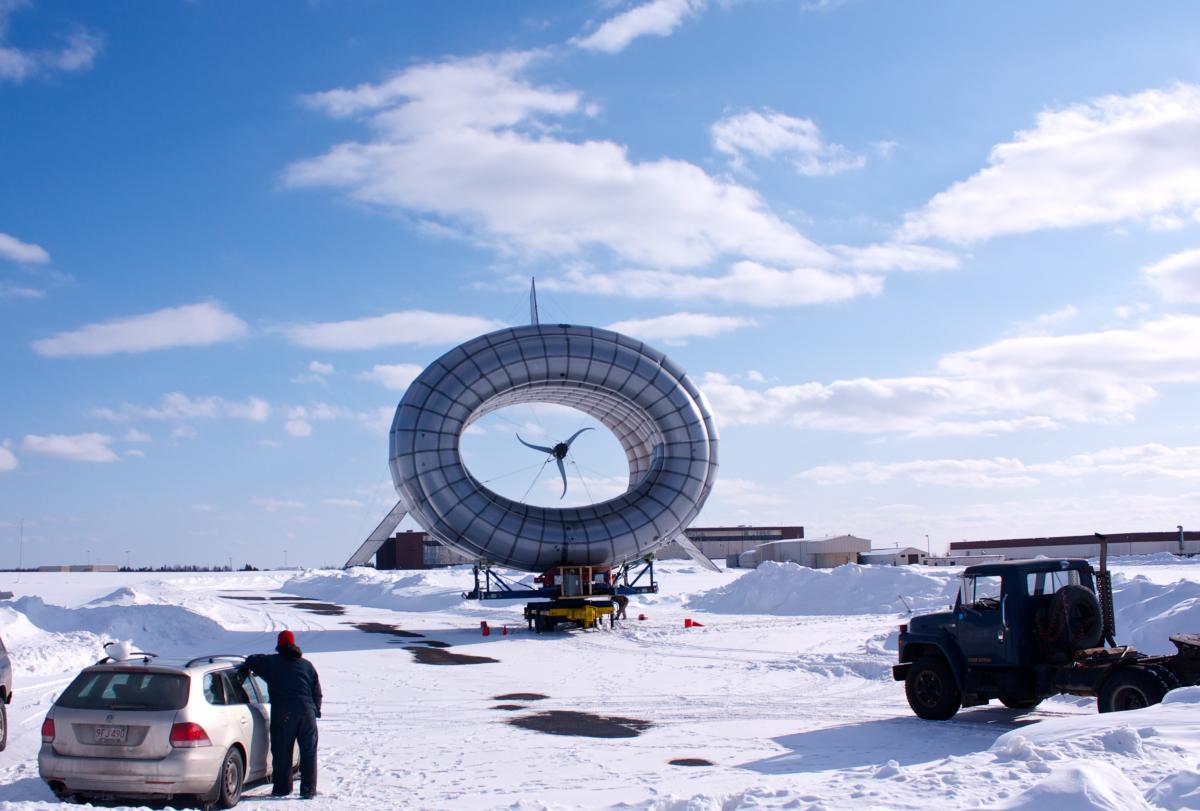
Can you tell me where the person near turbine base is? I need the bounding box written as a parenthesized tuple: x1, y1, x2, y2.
(241, 630, 323, 798)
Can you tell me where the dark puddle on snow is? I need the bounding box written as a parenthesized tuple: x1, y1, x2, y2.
(348, 621, 424, 638)
(508, 710, 652, 739)
(669, 758, 713, 767)
(410, 647, 498, 666)
(494, 692, 548, 701)
(218, 595, 345, 616)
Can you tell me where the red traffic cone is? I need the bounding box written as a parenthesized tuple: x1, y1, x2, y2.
(481, 621, 490, 636)
(638, 613, 647, 621)
(691, 620, 705, 628)
(502, 625, 508, 636)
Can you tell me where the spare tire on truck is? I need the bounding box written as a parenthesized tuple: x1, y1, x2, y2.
(1038, 584, 1103, 653)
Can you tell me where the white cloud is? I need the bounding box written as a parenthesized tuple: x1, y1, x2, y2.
(123, 429, 152, 443)
(358, 363, 424, 390)
(0, 232, 50, 263)
(22, 433, 119, 463)
(33, 301, 249, 357)
(0, 282, 46, 299)
(321, 498, 364, 507)
(702, 314, 1200, 436)
(287, 52, 831, 271)
(0, 444, 17, 471)
(799, 444, 1200, 489)
(606, 312, 756, 345)
(832, 242, 960, 273)
(899, 83, 1200, 243)
(712, 110, 865, 176)
(1144, 248, 1200, 303)
(284, 310, 504, 350)
(575, 0, 705, 54)
(0, 3, 101, 83)
(285, 420, 313, 438)
(309, 360, 334, 375)
(124, 449, 145, 458)
(541, 261, 881, 307)
(800, 458, 1037, 488)
(93, 393, 271, 423)
(252, 497, 305, 513)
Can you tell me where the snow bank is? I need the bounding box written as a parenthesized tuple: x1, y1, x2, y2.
(283, 567, 477, 612)
(9, 595, 226, 650)
(990, 762, 1151, 810)
(687, 561, 959, 616)
(991, 689, 1200, 811)
(1111, 575, 1200, 655)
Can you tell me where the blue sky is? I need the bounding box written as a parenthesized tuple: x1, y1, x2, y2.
(3, 0, 1200, 568)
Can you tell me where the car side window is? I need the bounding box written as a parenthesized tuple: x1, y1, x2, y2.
(203, 672, 226, 705)
(252, 674, 270, 704)
(221, 670, 252, 705)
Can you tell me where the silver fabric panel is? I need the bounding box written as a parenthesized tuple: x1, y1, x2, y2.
(389, 324, 719, 571)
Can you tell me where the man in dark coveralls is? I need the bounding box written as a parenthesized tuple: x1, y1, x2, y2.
(242, 630, 323, 798)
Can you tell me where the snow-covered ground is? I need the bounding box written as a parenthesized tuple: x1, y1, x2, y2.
(0, 558, 1198, 810)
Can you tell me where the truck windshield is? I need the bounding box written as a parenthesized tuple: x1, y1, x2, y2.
(57, 670, 188, 711)
(1027, 569, 1081, 596)
(961, 575, 1002, 609)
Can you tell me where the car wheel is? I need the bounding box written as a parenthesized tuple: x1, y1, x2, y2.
(999, 695, 1042, 710)
(1098, 666, 1170, 713)
(0, 700, 7, 752)
(216, 747, 245, 808)
(905, 656, 961, 720)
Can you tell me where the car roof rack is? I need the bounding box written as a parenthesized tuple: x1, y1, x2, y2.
(184, 654, 248, 668)
(95, 651, 159, 665)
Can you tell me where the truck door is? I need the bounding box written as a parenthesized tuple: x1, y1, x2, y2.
(956, 574, 1012, 666)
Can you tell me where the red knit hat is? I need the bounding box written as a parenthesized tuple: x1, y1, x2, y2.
(277, 630, 295, 647)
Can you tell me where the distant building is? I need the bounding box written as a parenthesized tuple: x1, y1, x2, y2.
(861, 547, 928, 566)
(657, 525, 804, 562)
(36, 564, 119, 573)
(924, 553, 1004, 567)
(738, 534, 871, 569)
(949, 530, 1199, 560)
(375, 531, 473, 570)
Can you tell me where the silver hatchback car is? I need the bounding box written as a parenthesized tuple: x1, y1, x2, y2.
(38, 653, 274, 808)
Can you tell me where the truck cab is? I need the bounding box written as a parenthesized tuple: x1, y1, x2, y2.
(894, 559, 1103, 719)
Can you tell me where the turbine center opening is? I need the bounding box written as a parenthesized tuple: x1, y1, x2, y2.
(459, 403, 629, 508)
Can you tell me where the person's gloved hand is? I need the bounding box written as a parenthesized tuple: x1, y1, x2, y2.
(315, 709, 322, 719)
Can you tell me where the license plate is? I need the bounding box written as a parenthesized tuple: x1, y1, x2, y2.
(94, 725, 128, 744)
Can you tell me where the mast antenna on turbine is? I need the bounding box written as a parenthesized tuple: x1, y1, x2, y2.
(529, 277, 540, 326)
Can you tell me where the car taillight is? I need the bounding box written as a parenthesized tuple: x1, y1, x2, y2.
(169, 722, 212, 748)
(41, 717, 55, 742)
(899, 624, 907, 634)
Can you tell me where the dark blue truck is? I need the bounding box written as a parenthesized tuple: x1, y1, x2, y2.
(894, 555, 1199, 719)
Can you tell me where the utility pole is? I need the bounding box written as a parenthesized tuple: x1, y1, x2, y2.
(925, 534, 931, 558)
(125, 549, 131, 570)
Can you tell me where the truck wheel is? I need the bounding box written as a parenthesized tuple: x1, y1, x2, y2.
(999, 696, 1042, 710)
(1098, 666, 1170, 713)
(905, 656, 961, 720)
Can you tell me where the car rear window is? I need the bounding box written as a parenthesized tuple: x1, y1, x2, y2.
(57, 670, 188, 711)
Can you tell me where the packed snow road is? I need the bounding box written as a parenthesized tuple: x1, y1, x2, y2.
(1, 560, 1198, 810)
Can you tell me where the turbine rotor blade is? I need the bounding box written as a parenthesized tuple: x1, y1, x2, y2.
(557, 457, 568, 498)
(563, 426, 594, 449)
(516, 433, 555, 455)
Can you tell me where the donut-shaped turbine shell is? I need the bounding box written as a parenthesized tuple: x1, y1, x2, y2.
(390, 324, 719, 571)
